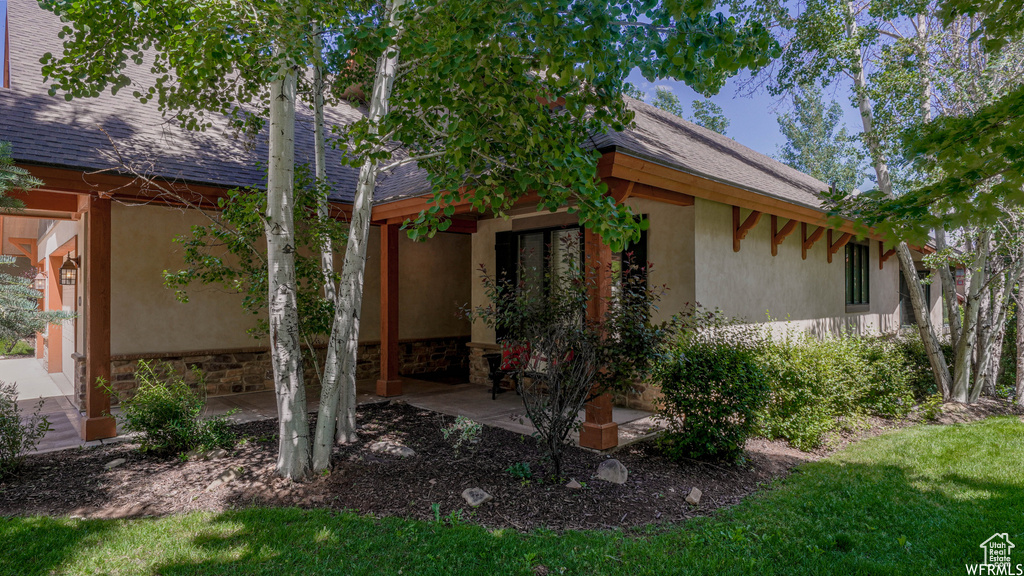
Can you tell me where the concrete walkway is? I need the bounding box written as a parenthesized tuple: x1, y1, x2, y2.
(22, 375, 661, 454)
(1, 357, 68, 400)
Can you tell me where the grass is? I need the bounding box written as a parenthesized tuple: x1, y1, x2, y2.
(0, 340, 34, 356)
(3, 417, 1023, 575)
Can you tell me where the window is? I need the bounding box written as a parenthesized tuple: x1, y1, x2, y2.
(845, 243, 870, 309)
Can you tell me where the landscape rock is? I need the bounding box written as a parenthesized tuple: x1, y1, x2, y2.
(685, 487, 702, 505)
(206, 448, 229, 459)
(369, 441, 416, 458)
(595, 459, 628, 484)
(461, 487, 493, 507)
(566, 479, 582, 489)
(103, 458, 126, 470)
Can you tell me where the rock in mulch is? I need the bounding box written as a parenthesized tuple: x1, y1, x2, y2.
(104, 458, 126, 470)
(685, 487, 702, 505)
(206, 468, 241, 491)
(461, 487, 493, 507)
(566, 479, 583, 489)
(369, 441, 416, 458)
(595, 458, 628, 484)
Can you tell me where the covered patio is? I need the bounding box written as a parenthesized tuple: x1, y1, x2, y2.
(21, 373, 658, 455)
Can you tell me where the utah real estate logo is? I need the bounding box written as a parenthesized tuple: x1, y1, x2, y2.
(967, 534, 1023, 575)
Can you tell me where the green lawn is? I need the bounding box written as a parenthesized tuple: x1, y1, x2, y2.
(3, 417, 1023, 575)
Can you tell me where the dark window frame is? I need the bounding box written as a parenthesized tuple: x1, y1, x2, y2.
(845, 242, 870, 311)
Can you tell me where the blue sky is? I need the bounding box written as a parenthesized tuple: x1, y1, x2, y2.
(625, 67, 867, 165)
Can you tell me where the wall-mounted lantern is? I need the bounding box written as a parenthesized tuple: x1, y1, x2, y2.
(32, 271, 47, 291)
(59, 255, 80, 286)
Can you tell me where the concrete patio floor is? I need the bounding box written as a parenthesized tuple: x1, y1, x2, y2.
(10, 364, 660, 454)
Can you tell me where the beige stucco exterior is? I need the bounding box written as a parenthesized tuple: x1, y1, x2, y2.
(469, 195, 943, 345)
(108, 203, 470, 356)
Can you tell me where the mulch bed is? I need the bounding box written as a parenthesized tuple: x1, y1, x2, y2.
(1, 399, 1020, 531)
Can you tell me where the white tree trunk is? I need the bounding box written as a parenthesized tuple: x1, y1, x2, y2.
(934, 228, 962, 348)
(844, 1, 953, 398)
(266, 58, 310, 480)
(1016, 281, 1024, 406)
(312, 0, 406, 468)
(951, 230, 990, 403)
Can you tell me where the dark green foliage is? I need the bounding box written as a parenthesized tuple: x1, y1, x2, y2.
(108, 361, 235, 456)
(889, 332, 954, 399)
(0, 381, 51, 479)
(0, 255, 75, 343)
(505, 461, 533, 481)
(755, 333, 916, 450)
(655, 309, 770, 461)
(0, 141, 41, 210)
(776, 84, 866, 194)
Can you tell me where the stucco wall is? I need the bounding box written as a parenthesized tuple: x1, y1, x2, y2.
(110, 203, 471, 356)
(623, 197, 695, 324)
(692, 198, 912, 336)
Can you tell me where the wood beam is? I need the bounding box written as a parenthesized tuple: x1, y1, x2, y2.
(732, 206, 761, 252)
(580, 228, 617, 450)
(801, 222, 826, 260)
(8, 237, 35, 260)
(376, 222, 402, 397)
(83, 197, 116, 441)
(5, 189, 81, 213)
(46, 254, 63, 375)
(771, 216, 798, 257)
(879, 242, 897, 269)
(828, 230, 853, 264)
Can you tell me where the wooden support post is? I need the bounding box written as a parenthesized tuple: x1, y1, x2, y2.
(879, 241, 897, 269)
(801, 222, 826, 260)
(580, 228, 618, 450)
(770, 215, 798, 257)
(83, 197, 116, 441)
(827, 230, 853, 264)
(46, 254, 63, 374)
(376, 223, 402, 397)
(732, 206, 762, 252)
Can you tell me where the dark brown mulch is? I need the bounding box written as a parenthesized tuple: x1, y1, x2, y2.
(4, 398, 1015, 531)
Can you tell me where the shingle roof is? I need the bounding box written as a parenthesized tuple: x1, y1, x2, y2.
(593, 97, 831, 211)
(0, 0, 362, 202)
(2, 1, 831, 212)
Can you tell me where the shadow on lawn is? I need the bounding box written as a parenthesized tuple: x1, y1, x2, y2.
(143, 458, 1024, 576)
(0, 516, 115, 576)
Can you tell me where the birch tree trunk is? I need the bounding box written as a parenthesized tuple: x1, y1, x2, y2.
(1016, 281, 1024, 406)
(312, 0, 406, 469)
(951, 230, 990, 402)
(266, 56, 310, 480)
(844, 1, 953, 398)
(934, 228, 962, 348)
(979, 276, 1008, 399)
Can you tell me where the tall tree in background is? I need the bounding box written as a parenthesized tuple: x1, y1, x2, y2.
(690, 99, 730, 134)
(776, 85, 865, 193)
(649, 88, 730, 135)
(0, 141, 40, 210)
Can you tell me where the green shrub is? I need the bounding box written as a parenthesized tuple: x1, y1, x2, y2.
(0, 380, 51, 478)
(754, 332, 915, 450)
(889, 333, 953, 399)
(655, 312, 770, 462)
(107, 360, 235, 456)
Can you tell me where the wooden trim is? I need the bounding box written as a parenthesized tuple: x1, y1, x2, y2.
(17, 164, 354, 220)
(732, 206, 761, 252)
(801, 222, 826, 260)
(879, 242, 897, 269)
(83, 197, 116, 441)
(770, 216, 798, 257)
(377, 222, 401, 397)
(511, 211, 578, 232)
(607, 178, 635, 202)
(8, 237, 36, 260)
(828, 230, 853, 264)
(604, 151, 879, 238)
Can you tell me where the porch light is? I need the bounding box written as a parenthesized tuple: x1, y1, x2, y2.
(32, 271, 46, 291)
(59, 255, 80, 286)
